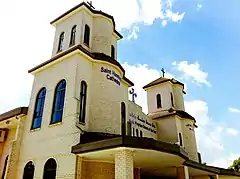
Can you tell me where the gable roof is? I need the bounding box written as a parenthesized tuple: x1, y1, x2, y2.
(0, 107, 28, 122)
(50, 1, 122, 39)
(143, 77, 184, 90)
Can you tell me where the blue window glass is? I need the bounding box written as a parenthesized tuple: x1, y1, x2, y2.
(51, 80, 66, 124)
(31, 88, 46, 129)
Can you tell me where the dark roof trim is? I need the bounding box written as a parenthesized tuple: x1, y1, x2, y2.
(0, 107, 28, 122)
(28, 45, 134, 86)
(151, 109, 196, 122)
(50, 2, 123, 39)
(71, 135, 188, 160)
(184, 160, 240, 177)
(143, 78, 184, 90)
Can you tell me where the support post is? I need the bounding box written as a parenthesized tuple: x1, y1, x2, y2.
(177, 166, 189, 179)
(115, 149, 134, 179)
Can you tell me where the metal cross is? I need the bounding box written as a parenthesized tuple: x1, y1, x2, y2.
(129, 88, 137, 103)
(161, 68, 165, 77)
(87, 1, 95, 9)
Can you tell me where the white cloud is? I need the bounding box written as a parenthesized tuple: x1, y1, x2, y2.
(197, 4, 203, 11)
(127, 26, 140, 40)
(228, 107, 240, 113)
(210, 154, 240, 168)
(226, 128, 239, 136)
(91, 0, 186, 38)
(172, 61, 211, 87)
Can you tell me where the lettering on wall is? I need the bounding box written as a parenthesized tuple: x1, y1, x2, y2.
(129, 112, 157, 134)
(100, 67, 121, 86)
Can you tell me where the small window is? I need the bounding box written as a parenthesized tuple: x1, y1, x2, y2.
(83, 24, 90, 46)
(23, 161, 35, 179)
(79, 81, 87, 123)
(69, 25, 77, 46)
(43, 158, 57, 179)
(57, 32, 64, 52)
(136, 129, 139, 137)
(170, 92, 174, 107)
(179, 133, 183, 146)
(127, 122, 132, 136)
(111, 45, 115, 59)
(1, 156, 8, 179)
(133, 128, 135, 136)
(51, 80, 66, 124)
(31, 88, 46, 130)
(121, 102, 126, 136)
(140, 131, 143, 138)
(156, 94, 162, 108)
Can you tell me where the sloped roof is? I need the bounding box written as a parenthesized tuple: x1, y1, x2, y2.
(0, 107, 28, 122)
(50, 1, 122, 39)
(143, 77, 184, 90)
(148, 108, 196, 123)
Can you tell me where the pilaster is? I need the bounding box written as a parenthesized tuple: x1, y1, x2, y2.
(115, 149, 134, 179)
(177, 166, 189, 179)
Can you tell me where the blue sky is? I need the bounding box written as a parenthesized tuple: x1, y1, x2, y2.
(0, 0, 240, 167)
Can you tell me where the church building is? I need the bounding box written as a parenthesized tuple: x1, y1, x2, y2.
(0, 1, 239, 179)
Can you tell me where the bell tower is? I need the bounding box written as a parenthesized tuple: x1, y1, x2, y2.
(50, 1, 122, 59)
(143, 76, 199, 162)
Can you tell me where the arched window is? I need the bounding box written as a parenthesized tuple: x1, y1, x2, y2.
(121, 102, 126, 136)
(51, 80, 66, 124)
(156, 94, 162, 108)
(140, 131, 143, 138)
(31, 88, 46, 130)
(83, 24, 90, 46)
(57, 32, 64, 52)
(1, 156, 8, 179)
(69, 25, 77, 46)
(22, 161, 35, 179)
(170, 92, 174, 107)
(179, 133, 183, 146)
(43, 158, 57, 179)
(79, 81, 87, 123)
(136, 129, 139, 137)
(111, 45, 115, 59)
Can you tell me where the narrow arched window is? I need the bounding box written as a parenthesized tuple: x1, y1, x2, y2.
(179, 133, 183, 146)
(140, 131, 143, 138)
(57, 32, 64, 52)
(22, 161, 35, 179)
(43, 158, 57, 179)
(79, 81, 87, 123)
(83, 24, 90, 46)
(31, 88, 46, 130)
(51, 80, 66, 124)
(156, 94, 162, 108)
(1, 156, 8, 179)
(121, 102, 126, 136)
(69, 25, 77, 46)
(136, 129, 139, 137)
(170, 92, 174, 107)
(111, 45, 115, 59)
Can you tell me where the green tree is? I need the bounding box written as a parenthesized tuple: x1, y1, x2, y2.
(229, 157, 240, 171)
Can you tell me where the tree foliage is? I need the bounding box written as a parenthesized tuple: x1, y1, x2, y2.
(229, 157, 240, 171)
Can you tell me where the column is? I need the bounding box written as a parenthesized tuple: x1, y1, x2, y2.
(115, 149, 134, 179)
(75, 156, 83, 179)
(177, 166, 189, 179)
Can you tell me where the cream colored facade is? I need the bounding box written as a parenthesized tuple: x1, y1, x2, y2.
(0, 2, 239, 179)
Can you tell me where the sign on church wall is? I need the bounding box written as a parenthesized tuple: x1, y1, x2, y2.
(128, 112, 157, 134)
(100, 67, 121, 86)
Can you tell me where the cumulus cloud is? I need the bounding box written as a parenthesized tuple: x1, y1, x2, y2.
(91, 0, 186, 34)
(226, 128, 238, 136)
(197, 4, 203, 11)
(127, 26, 140, 40)
(228, 107, 240, 113)
(172, 61, 211, 87)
